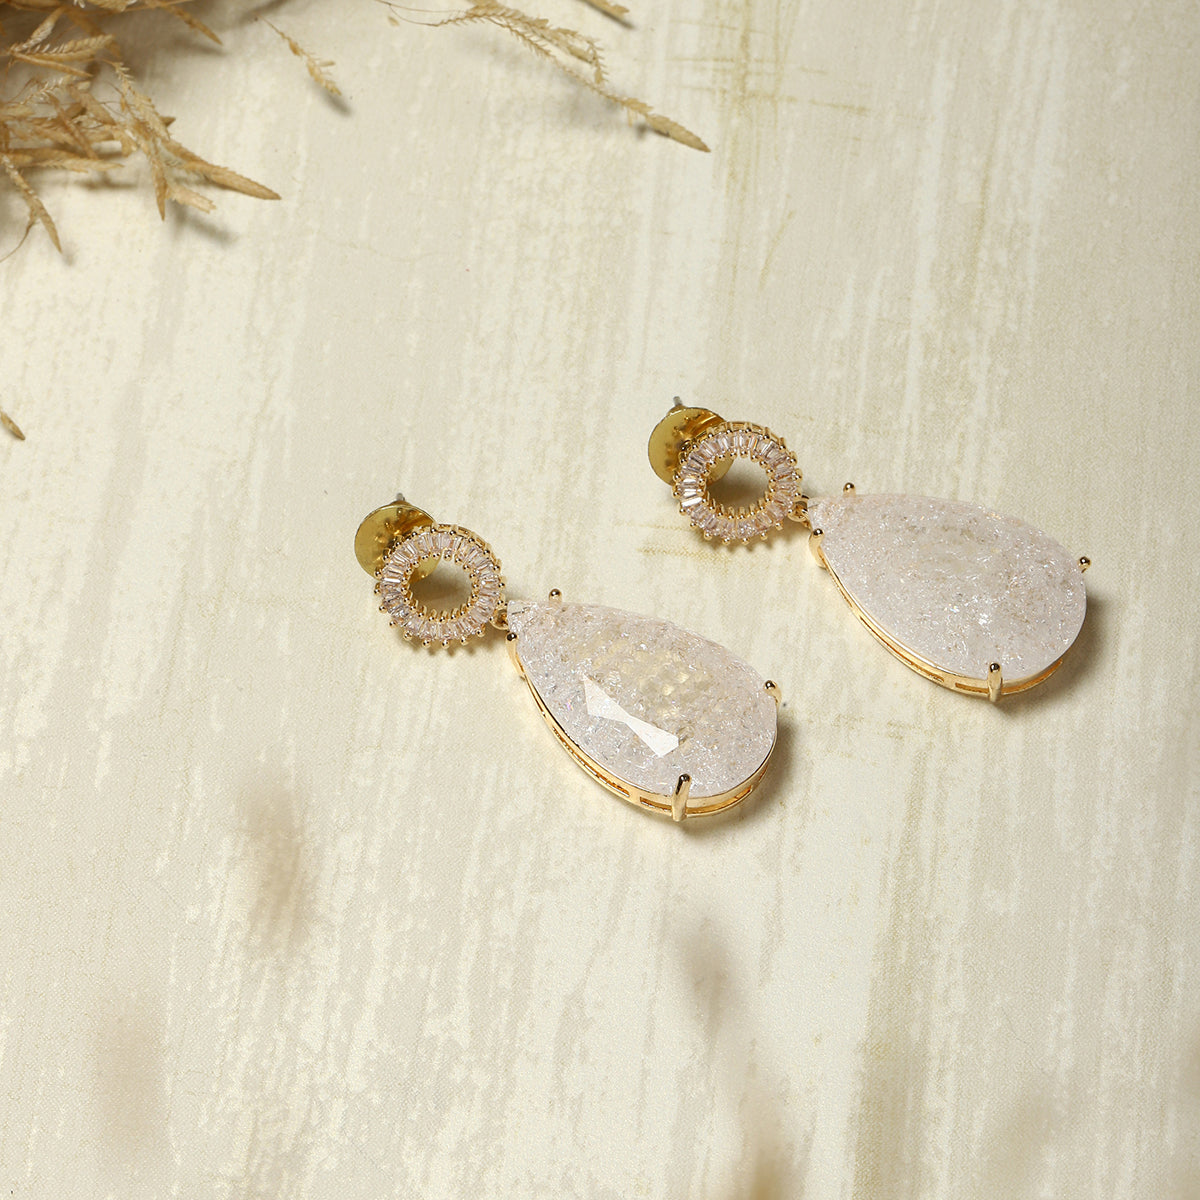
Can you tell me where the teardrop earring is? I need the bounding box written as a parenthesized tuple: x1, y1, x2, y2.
(649, 400, 1090, 701)
(355, 495, 782, 820)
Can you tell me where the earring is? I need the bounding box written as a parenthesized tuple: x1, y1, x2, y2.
(355, 495, 782, 820)
(649, 400, 1090, 701)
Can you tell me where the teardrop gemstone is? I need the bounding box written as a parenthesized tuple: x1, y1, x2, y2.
(807, 494, 1087, 694)
(505, 601, 778, 816)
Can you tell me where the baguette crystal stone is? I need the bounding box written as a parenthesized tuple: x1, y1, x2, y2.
(807, 493, 1087, 686)
(674, 422, 803, 543)
(378, 524, 503, 646)
(506, 600, 777, 802)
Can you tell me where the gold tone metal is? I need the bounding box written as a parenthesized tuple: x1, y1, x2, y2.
(671, 775, 692, 822)
(548, 589, 563, 603)
(843, 482, 856, 495)
(506, 630, 522, 672)
(764, 679, 781, 706)
(1079, 556, 1091, 572)
(987, 662, 1003, 703)
(492, 603, 510, 632)
(809, 528, 827, 568)
(355, 499, 435, 576)
(791, 494, 811, 525)
(509, 638, 774, 819)
(647, 403, 729, 484)
(815, 553, 1065, 698)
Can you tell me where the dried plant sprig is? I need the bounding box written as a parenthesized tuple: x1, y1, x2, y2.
(390, 0, 708, 152)
(263, 19, 342, 98)
(577, 0, 629, 22)
(0, 1, 277, 249)
(1, 408, 25, 439)
(1, 147, 61, 247)
(110, 60, 279, 215)
(1, 0, 705, 257)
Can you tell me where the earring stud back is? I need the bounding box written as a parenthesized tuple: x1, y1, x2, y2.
(647, 398, 729, 484)
(354, 496, 436, 576)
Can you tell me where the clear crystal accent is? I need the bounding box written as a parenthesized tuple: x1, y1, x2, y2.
(673, 422, 803, 544)
(808, 493, 1087, 683)
(507, 601, 777, 799)
(378, 524, 504, 646)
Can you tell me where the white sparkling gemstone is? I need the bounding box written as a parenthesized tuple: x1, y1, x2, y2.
(808, 493, 1087, 685)
(506, 601, 777, 801)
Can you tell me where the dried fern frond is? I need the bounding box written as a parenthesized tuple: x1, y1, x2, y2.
(578, 0, 629, 21)
(389, 0, 708, 152)
(0, 1, 277, 250)
(263, 19, 342, 98)
(1, 0, 705, 260)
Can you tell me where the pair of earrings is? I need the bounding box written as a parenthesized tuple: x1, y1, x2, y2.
(356, 400, 1089, 821)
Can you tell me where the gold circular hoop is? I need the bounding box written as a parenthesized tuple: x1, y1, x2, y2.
(378, 524, 505, 646)
(673, 422, 804, 543)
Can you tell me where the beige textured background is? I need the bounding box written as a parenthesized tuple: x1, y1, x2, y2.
(2, 0, 1197, 1196)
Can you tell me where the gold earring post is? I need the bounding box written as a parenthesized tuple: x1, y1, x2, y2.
(355, 495, 436, 576)
(647, 399, 729, 484)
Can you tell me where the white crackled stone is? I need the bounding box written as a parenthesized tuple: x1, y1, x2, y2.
(808, 494, 1087, 684)
(506, 601, 777, 799)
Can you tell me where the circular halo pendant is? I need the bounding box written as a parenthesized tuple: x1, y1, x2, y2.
(379, 524, 504, 646)
(673, 422, 804, 543)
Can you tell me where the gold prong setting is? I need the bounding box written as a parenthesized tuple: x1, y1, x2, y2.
(379, 524, 505, 648)
(673, 422, 804, 544)
(671, 774, 692, 822)
(809, 528, 827, 568)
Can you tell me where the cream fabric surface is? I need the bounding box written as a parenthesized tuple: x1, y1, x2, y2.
(2, 1, 1197, 1197)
